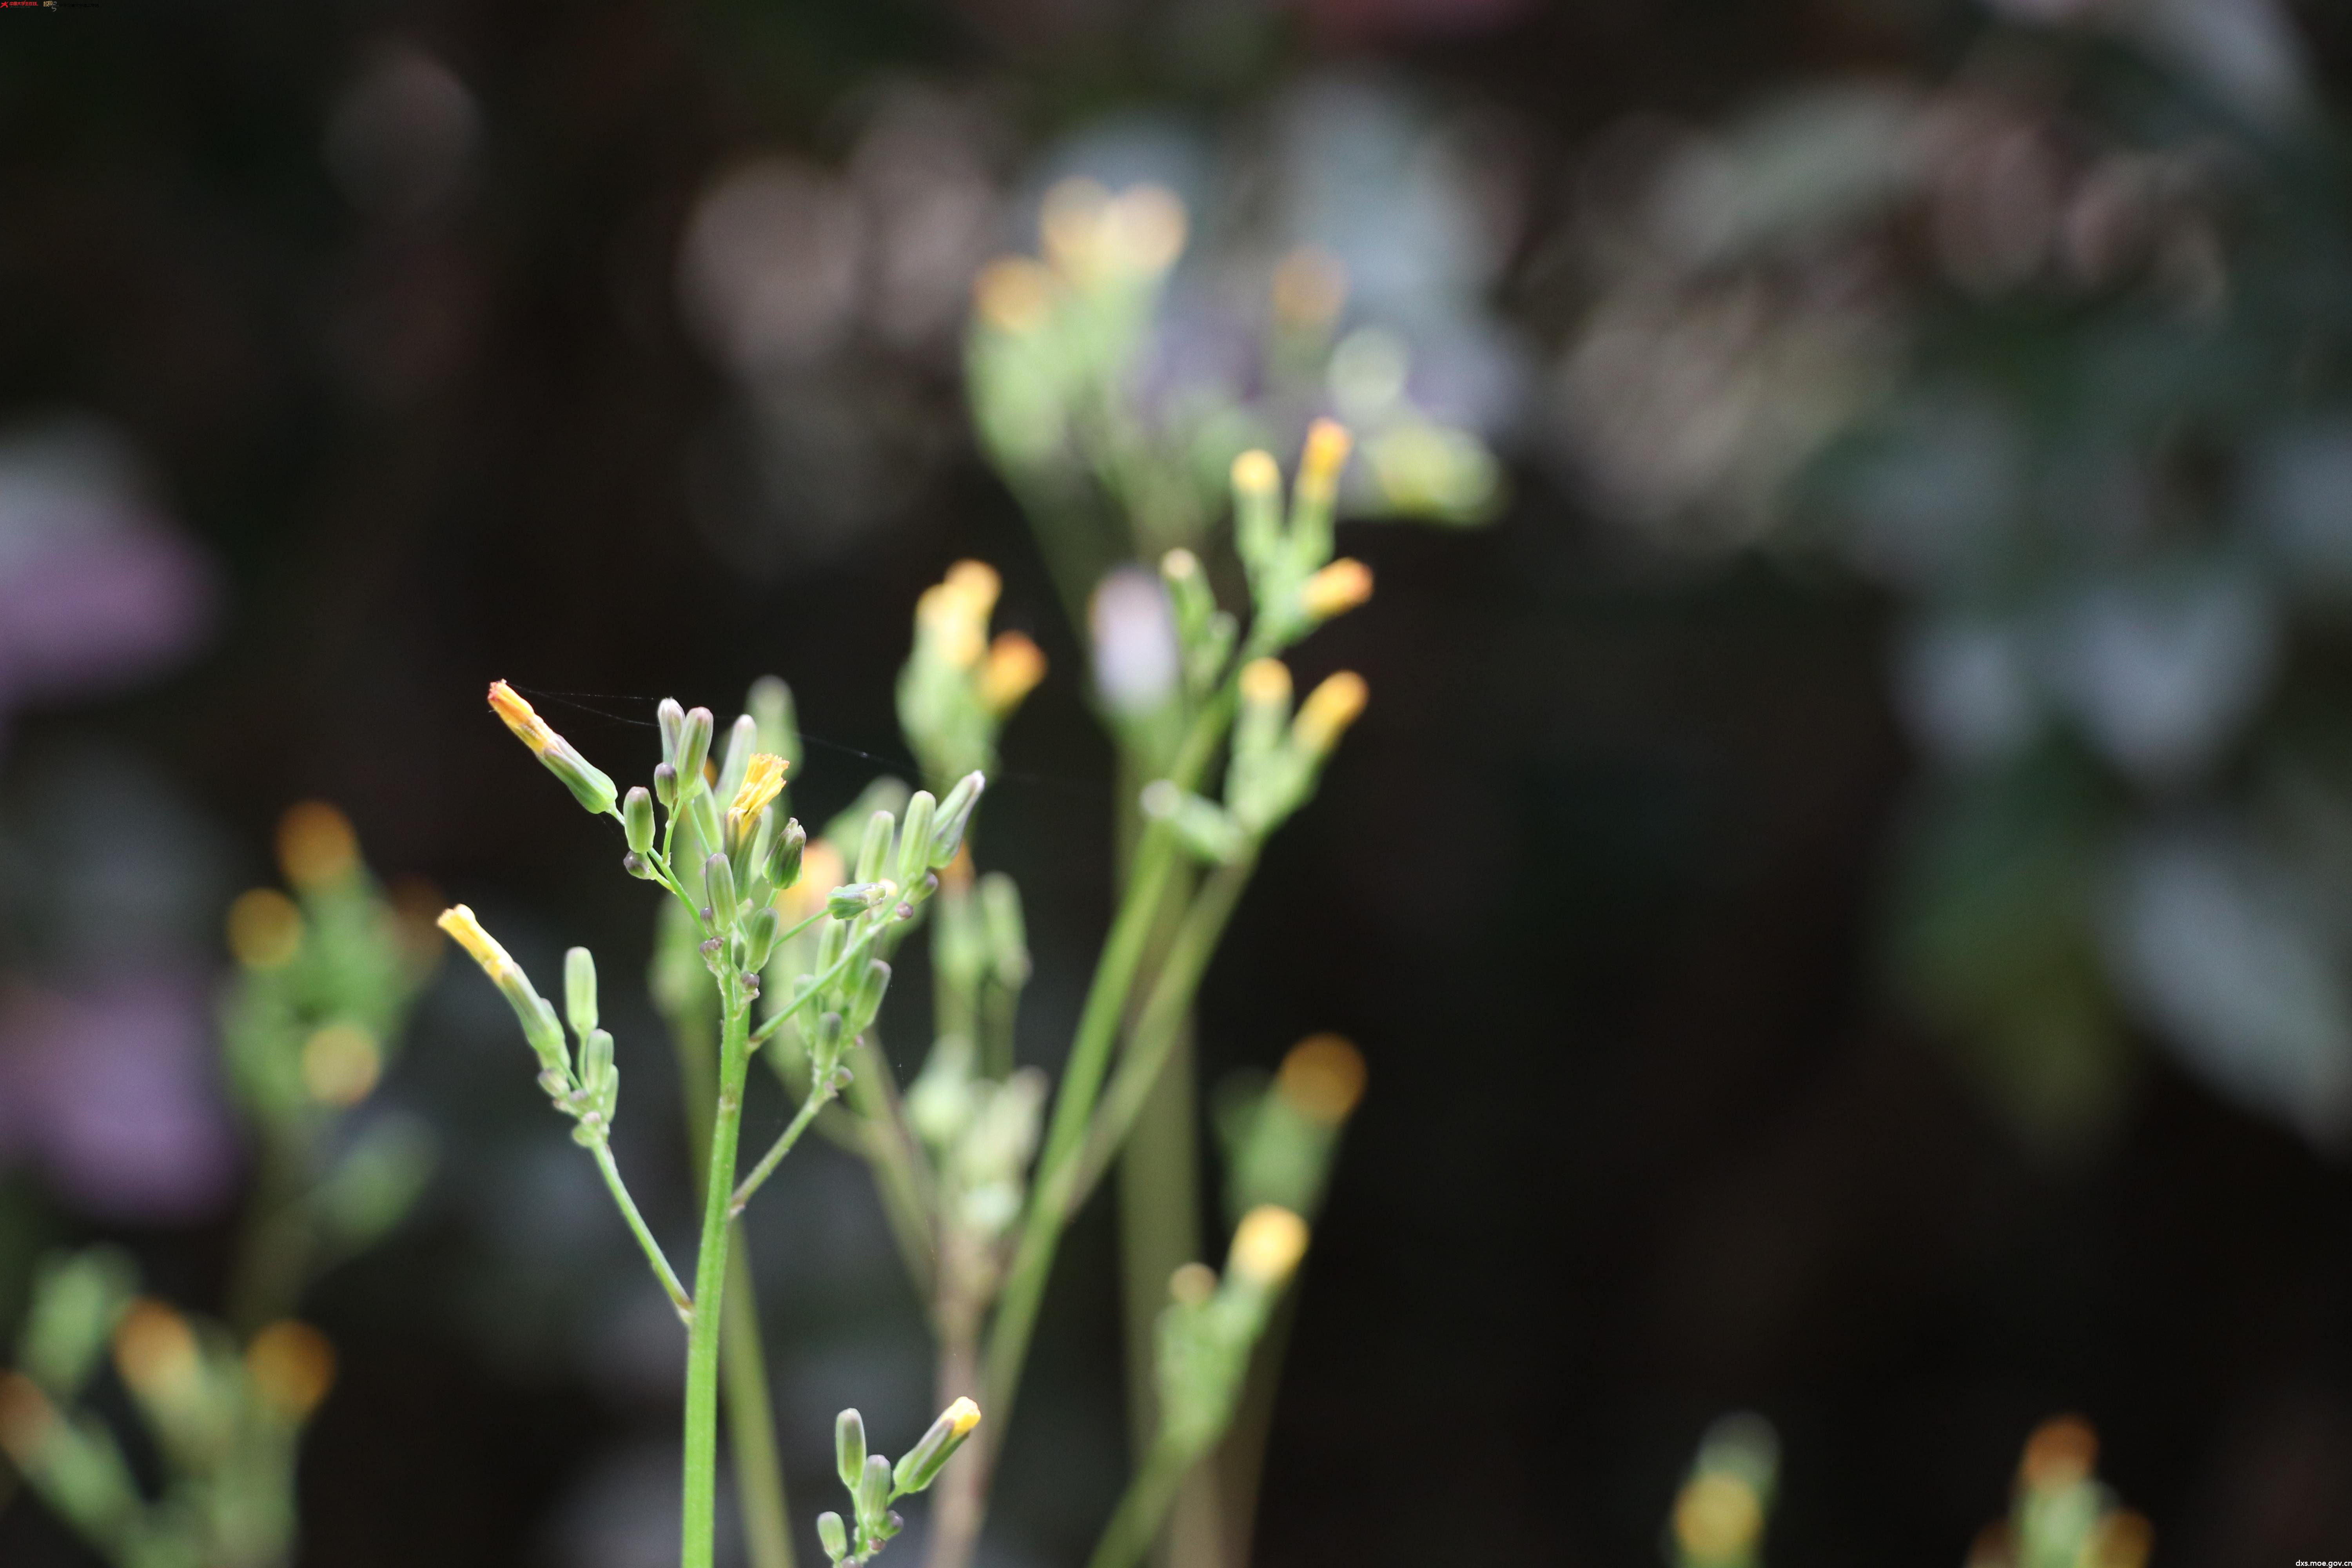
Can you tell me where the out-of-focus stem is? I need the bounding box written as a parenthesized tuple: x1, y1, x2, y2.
(681, 985, 752, 1568)
(1086, 1441, 1192, 1568)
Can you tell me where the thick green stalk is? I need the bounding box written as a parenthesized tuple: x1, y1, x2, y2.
(682, 985, 753, 1568)
(1086, 1441, 1192, 1568)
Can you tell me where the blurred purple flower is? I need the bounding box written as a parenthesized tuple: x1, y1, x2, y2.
(0, 974, 238, 1220)
(0, 420, 215, 749)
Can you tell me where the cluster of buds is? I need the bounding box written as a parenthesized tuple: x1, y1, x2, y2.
(1670, 1414, 1780, 1568)
(898, 559, 1047, 786)
(1965, 1417, 2151, 1568)
(1151, 1205, 1312, 1461)
(436, 907, 624, 1147)
(0, 1249, 336, 1568)
(816, 1400, 984, 1565)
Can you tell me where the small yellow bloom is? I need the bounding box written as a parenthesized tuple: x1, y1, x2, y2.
(729, 752, 789, 821)
(1298, 418, 1353, 502)
(918, 561, 1003, 670)
(228, 888, 303, 969)
(1292, 671, 1368, 756)
(1227, 1205, 1309, 1287)
(436, 904, 518, 982)
(943, 1395, 982, 1438)
(278, 801, 359, 890)
(1300, 558, 1373, 621)
(978, 632, 1047, 715)
(114, 1299, 200, 1403)
(487, 680, 556, 755)
(245, 1321, 337, 1420)
(1167, 1261, 1217, 1307)
(1277, 1034, 1366, 1125)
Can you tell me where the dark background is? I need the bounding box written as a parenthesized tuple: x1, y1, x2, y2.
(2, 0, 2350, 1563)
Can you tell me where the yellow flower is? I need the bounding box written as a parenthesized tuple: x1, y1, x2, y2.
(1240, 657, 1292, 708)
(978, 632, 1047, 715)
(943, 1396, 982, 1438)
(277, 801, 359, 890)
(1227, 1204, 1309, 1287)
(1230, 449, 1281, 500)
(227, 888, 303, 969)
(917, 561, 1003, 670)
(1298, 418, 1353, 504)
(436, 904, 518, 983)
(114, 1299, 200, 1403)
(487, 680, 555, 754)
(1292, 671, 1368, 756)
(729, 752, 789, 820)
(1300, 558, 1373, 621)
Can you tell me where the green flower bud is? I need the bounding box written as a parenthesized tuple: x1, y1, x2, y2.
(623, 787, 655, 854)
(828, 882, 887, 920)
(488, 682, 619, 815)
(768, 818, 807, 890)
(848, 960, 892, 1038)
(929, 772, 985, 869)
(714, 714, 759, 806)
(979, 873, 1031, 989)
(741, 905, 780, 972)
(816, 1511, 848, 1562)
(658, 698, 685, 766)
(856, 1452, 892, 1529)
(563, 947, 598, 1039)
(653, 762, 678, 810)
(748, 675, 799, 764)
(811, 1011, 846, 1070)
(580, 1027, 616, 1118)
(704, 853, 739, 928)
(896, 791, 938, 889)
(676, 708, 714, 794)
(855, 808, 896, 884)
(835, 1408, 867, 1489)
(893, 1397, 982, 1495)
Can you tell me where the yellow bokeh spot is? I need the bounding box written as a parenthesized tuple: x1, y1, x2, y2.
(974, 257, 1055, 335)
(2020, 1414, 2097, 1492)
(978, 632, 1047, 716)
(0, 1372, 57, 1463)
(1300, 558, 1374, 621)
(278, 800, 360, 890)
(114, 1299, 200, 1402)
(245, 1320, 336, 1419)
(1240, 657, 1292, 709)
(228, 888, 303, 970)
(1167, 1261, 1217, 1307)
(302, 1022, 382, 1107)
(1227, 1205, 1309, 1287)
(1278, 1034, 1367, 1125)
(1292, 671, 1368, 756)
(1673, 1473, 1763, 1562)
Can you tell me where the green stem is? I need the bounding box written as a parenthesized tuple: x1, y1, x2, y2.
(750, 918, 897, 1050)
(590, 1140, 693, 1321)
(722, 1238, 797, 1568)
(1086, 1441, 1192, 1568)
(682, 984, 753, 1568)
(981, 824, 1180, 1427)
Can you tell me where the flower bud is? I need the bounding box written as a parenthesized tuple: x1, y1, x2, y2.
(658, 699, 686, 766)
(580, 1027, 615, 1101)
(897, 792, 938, 889)
(564, 947, 598, 1039)
(979, 872, 1031, 988)
(1300, 558, 1373, 622)
(978, 632, 1047, 716)
(836, 1407, 867, 1489)
(623, 787, 655, 854)
(768, 818, 807, 890)
(848, 959, 893, 1037)
(245, 1320, 337, 1421)
(893, 1397, 982, 1495)
(438, 906, 568, 1072)
(676, 708, 715, 794)
(817, 1512, 848, 1561)
(487, 682, 618, 815)
(1292, 671, 1368, 756)
(653, 762, 679, 810)
(828, 882, 887, 920)
(856, 1452, 893, 1527)
(704, 853, 739, 928)
(1232, 449, 1282, 571)
(856, 808, 897, 884)
(930, 773, 985, 869)
(713, 714, 759, 804)
(740, 906, 780, 972)
(1236, 658, 1292, 761)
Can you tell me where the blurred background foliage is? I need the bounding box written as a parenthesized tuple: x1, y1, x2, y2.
(3, 0, 2352, 1563)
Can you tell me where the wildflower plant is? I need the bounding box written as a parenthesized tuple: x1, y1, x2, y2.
(439, 418, 1381, 1568)
(0, 807, 434, 1568)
